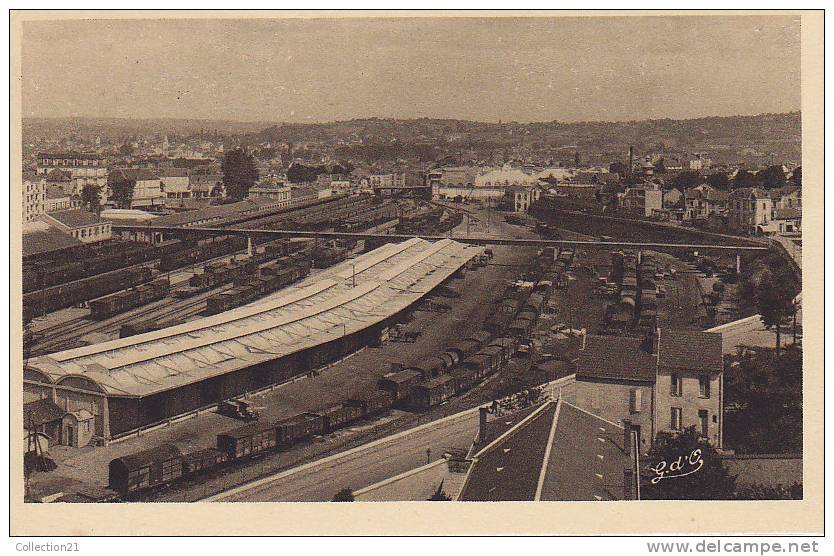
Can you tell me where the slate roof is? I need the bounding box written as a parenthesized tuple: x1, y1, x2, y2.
(22, 222, 83, 258)
(47, 209, 109, 229)
(110, 168, 160, 182)
(459, 400, 633, 501)
(575, 335, 657, 382)
(24, 398, 66, 426)
(159, 167, 190, 178)
(657, 330, 723, 373)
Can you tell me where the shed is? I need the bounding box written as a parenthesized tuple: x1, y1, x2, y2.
(62, 409, 95, 448)
(108, 444, 183, 494)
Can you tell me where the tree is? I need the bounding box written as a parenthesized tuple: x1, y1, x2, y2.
(118, 143, 134, 156)
(756, 269, 796, 355)
(790, 166, 802, 187)
(642, 427, 737, 500)
(221, 148, 259, 201)
(331, 488, 355, 502)
(759, 165, 787, 189)
(706, 172, 730, 190)
(107, 173, 135, 209)
(609, 161, 628, 177)
(654, 158, 667, 174)
(673, 170, 702, 190)
(80, 184, 102, 214)
(732, 169, 758, 189)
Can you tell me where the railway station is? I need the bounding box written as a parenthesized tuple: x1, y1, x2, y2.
(25, 237, 483, 443)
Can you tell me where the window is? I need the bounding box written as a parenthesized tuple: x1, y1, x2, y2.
(699, 375, 711, 398)
(699, 410, 709, 437)
(161, 458, 182, 482)
(128, 466, 151, 489)
(670, 374, 682, 397)
(671, 407, 683, 431)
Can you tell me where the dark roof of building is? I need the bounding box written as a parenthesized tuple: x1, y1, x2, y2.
(110, 168, 160, 181)
(460, 402, 556, 501)
(45, 169, 73, 182)
(159, 167, 190, 178)
(24, 398, 66, 427)
(770, 185, 801, 200)
(22, 224, 84, 258)
(47, 209, 109, 228)
(658, 330, 723, 372)
(575, 335, 657, 382)
(459, 400, 633, 501)
(150, 200, 254, 227)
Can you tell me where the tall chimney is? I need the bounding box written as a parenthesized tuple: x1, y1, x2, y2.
(628, 146, 634, 177)
(622, 418, 633, 456)
(478, 407, 489, 444)
(624, 468, 636, 500)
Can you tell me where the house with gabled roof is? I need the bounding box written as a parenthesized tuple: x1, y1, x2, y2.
(452, 398, 638, 501)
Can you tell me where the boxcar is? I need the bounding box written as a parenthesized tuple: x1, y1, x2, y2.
(274, 413, 326, 446)
(345, 390, 393, 416)
(449, 366, 479, 394)
(411, 375, 456, 410)
(378, 369, 423, 401)
(108, 444, 184, 497)
(461, 353, 494, 380)
(216, 422, 278, 460)
(182, 448, 228, 475)
(316, 404, 363, 433)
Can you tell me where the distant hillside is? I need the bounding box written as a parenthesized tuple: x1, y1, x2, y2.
(253, 112, 801, 166)
(22, 117, 269, 141)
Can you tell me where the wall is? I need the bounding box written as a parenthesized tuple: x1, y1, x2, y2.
(354, 459, 448, 501)
(721, 454, 802, 489)
(574, 378, 654, 454)
(655, 370, 722, 447)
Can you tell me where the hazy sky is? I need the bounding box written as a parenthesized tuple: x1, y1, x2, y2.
(21, 15, 801, 123)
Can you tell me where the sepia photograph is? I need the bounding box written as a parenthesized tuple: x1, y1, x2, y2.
(9, 9, 823, 537)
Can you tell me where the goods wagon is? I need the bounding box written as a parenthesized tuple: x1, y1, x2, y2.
(108, 444, 183, 497)
(316, 404, 363, 433)
(274, 413, 326, 446)
(378, 369, 423, 402)
(411, 375, 457, 410)
(216, 421, 278, 460)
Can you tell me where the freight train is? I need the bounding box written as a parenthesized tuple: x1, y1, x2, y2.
(89, 278, 171, 321)
(104, 266, 555, 501)
(23, 266, 156, 322)
(204, 254, 312, 315)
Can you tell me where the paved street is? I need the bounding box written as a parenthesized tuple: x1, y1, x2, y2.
(208, 409, 479, 502)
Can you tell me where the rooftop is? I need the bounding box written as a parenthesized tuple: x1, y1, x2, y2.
(458, 399, 633, 501)
(24, 398, 66, 427)
(575, 335, 657, 383)
(27, 238, 482, 398)
(110, 168, 160, 182)
(22, 221, 83, 258)
(657, 330, 723, 373)
(45, 209, 110, 229)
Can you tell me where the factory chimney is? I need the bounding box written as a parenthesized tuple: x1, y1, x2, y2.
(628, 146, 635, 177)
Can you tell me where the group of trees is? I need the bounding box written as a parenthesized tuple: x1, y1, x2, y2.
(641, 427, 801, 500)
(286, 161, 354, 184)
(221, 148, 259, 201)
(723, 346, 803, 455)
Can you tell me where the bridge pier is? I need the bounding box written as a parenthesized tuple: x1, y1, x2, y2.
(736, 253, 741, 275)
(247, 236, 253, 257)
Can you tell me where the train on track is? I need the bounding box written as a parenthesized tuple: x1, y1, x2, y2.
(102, 250, 563, 501)
(89, 278, 171, 321)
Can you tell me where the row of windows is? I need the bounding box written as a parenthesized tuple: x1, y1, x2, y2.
(669, 373, 711, 398)
(71, 225, 110, 239)
(40, 158, 101, 167)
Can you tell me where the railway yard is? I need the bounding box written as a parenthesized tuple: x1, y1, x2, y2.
(24, 195, 748, 503)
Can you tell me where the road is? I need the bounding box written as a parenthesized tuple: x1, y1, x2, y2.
(207, 409, 479, 502)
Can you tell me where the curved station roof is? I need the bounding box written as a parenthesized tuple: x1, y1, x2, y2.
(28, 238, 482, 398)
